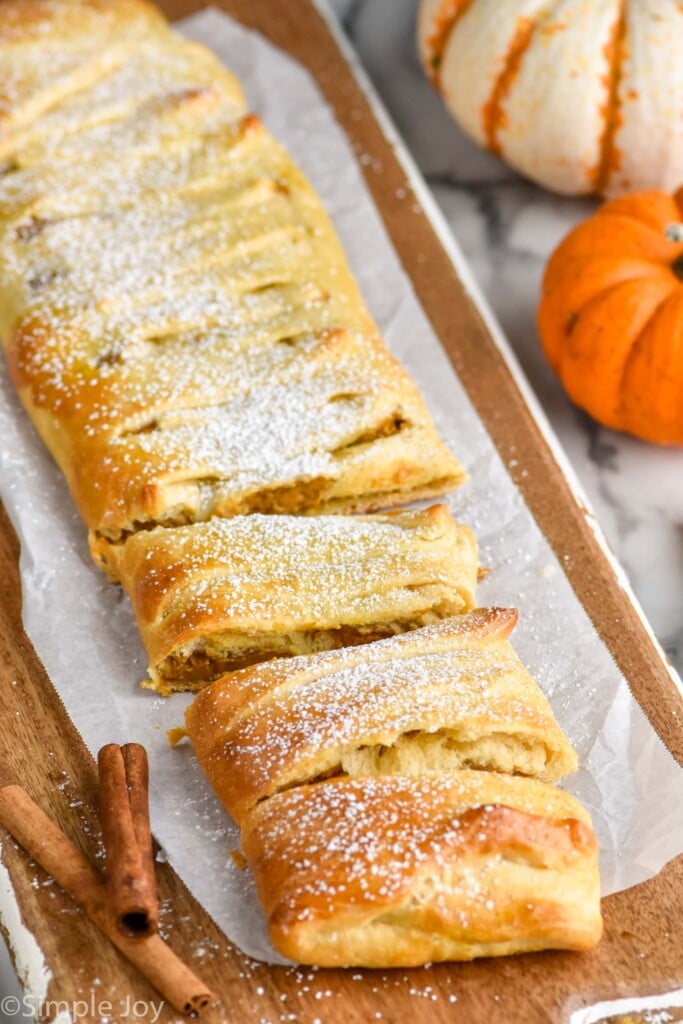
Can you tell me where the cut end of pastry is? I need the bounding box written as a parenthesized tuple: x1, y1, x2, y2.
(183, 609, 577, 826)
(77, 351, 468, 572)
(88, 470, 470, 583)
(113, 509, 478, 692)
(151, 609, 470, 691)
(337, 727, 577, 785)
(241, 772, 602, 968)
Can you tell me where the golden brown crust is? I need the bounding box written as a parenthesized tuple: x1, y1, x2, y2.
(241, 772, 602, 967)
(113, 505, 478, 692)
(0, 0, 165, 44)
(0, 0, 465, 543)
(185, 608, 578, 825)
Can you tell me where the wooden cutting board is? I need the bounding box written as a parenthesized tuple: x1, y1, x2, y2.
(0, 1, 682, 1021)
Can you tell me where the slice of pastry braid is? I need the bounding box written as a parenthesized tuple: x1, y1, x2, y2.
(113, 504, 478, 693)
(0, 0, 466, 568)
(240, 773, 602, 967)
(181, 607, 602, 965)
(183, 608, 577, 826)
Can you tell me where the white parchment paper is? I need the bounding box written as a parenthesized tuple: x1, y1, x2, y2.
(1, 8, 682, 963)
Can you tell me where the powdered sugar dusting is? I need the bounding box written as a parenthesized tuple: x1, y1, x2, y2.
(119, 509, 477, 683)
(214, 651, 549, 768)
(191, 612, 574, 815)
(0, 3, 461, 536)
(243, 773, 591, 920)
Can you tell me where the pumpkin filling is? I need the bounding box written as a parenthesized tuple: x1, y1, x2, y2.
(155, 614, 456, 691)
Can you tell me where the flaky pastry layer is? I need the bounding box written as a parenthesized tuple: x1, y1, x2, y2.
(184, 608, 577, 825)
(112, 504, 478, 692)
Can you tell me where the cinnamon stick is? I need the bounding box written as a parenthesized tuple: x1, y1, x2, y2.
(0, 783, 215, 1016)
(98, 743, 158, 938)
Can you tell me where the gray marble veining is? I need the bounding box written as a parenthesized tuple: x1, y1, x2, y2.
(329, 0, 683, 673)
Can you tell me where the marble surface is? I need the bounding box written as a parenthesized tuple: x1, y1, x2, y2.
(1, 0, 682, 1009)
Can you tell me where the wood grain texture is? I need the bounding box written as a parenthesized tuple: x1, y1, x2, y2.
(0, 1, 681, 1021)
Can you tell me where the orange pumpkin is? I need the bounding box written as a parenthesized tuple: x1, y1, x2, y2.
(538, 189, 683, 445)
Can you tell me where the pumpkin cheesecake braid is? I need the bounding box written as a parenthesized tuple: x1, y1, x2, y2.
(181, 611, 600, 966)
(111, 504, 478, 693)
(0, 0, 465, 567)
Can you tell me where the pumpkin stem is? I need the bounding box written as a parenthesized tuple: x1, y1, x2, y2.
(667, 223, 683, 280)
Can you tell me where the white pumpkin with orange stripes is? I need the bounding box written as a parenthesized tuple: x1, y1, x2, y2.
(418, 0, 683, 197)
